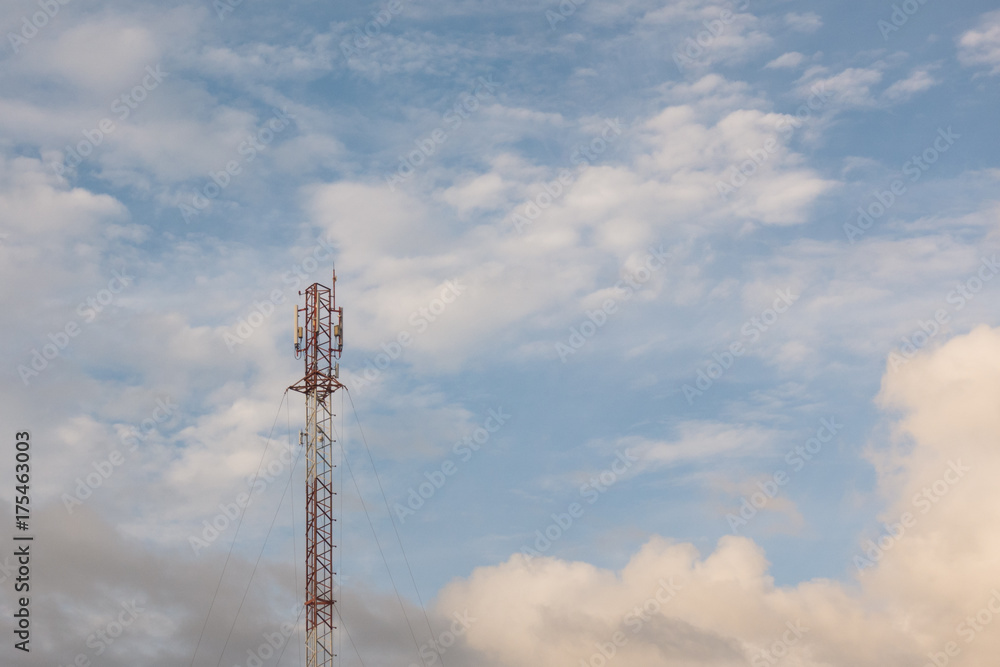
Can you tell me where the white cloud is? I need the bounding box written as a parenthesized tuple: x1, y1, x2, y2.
(436, 326, 1000, 666)
(627, 421, 777, 469)
(0, 155, 126, 237)
(440, 172, 510, 215)
(796, 62, 940, 111)
(882, 68, 939, 103)
(338, 30, 480, 80)
(191, 35, 337, 81)
(0, 155, 134, 346)
(296, 73, 840, 369)
(958, 10, 1000, 74)
(784, 12, 822, 34)
(641, 0, 774, 69)
(798, 67, 883, 108)
(33, 18, 161, 94)
(765, 51, 805, 69)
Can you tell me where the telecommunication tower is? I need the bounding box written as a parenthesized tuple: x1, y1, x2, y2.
(290, 270, 344, 667)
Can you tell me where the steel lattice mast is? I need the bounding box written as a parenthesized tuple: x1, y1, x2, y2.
(290, 270, 343, 667)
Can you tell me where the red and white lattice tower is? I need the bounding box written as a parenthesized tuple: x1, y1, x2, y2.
(290, 270, 343, 667)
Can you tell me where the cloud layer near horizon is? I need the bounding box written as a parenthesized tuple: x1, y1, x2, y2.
(436, 326, 1000, 667)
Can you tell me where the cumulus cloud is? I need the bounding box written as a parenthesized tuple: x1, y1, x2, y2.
(433, 326, 1000, 666)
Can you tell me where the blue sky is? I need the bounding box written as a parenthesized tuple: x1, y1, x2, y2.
(2, 1, 1000, 665)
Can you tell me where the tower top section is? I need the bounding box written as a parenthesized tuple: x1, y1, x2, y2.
(290, 269, 343, 397)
